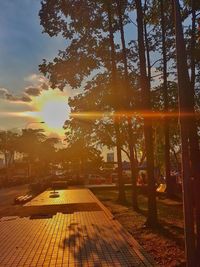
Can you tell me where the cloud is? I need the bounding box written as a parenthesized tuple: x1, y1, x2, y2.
(20, 95, 32, 102)
(0, 73, 50, 103)
(0, 87, 31, 102)
(5, 93, 18, 101)
(24, 73, 50, 88)
(0, 73, 73, 106)
(23, 73, 50, 96)
(0, 88, 9, 98)
(41, 82, 49, 90)
(5, 92, 31, 102)
(25, 86, 41, 96)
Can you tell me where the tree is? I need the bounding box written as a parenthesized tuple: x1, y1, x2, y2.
(63, 139, 103, 176)
(18, 129, 46, 177)
(160, 0, 171, 196)
(37, 137, 59, 176)
(116, 0, 138, 209)
(39, 0, 128, 203)
(106, 0, 126, 203)
(0, 131, 19, 167)
(0, 131, 20, 180)
(173, 0, 200, 265)
(141, 0, 177, 196)
(65, 70, 129, 200)
(135, 0, 158, 226)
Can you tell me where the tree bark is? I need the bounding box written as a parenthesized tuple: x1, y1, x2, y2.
(116, 0, 138, 210)
(190, 0, 196, 91)
(160, 0, 171, 197)
(188, 0, 200, 261)
(107, 1, 126, 203)
(135, 0, 158, 226)
(173, 1, 196, 265)
(143, 1, 151, 81)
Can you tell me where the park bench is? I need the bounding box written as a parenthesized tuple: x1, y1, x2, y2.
(14, 194, 32, 204)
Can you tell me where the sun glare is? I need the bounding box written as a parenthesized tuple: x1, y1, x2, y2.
(40, 100, 68, 129)
(29, 89, 70, 136)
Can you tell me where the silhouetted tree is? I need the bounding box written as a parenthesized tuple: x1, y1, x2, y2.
(173, 0, 200, 265)
(135, 0, 158, 226)
(116, 0, 138, 209)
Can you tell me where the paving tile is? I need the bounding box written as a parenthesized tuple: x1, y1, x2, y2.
(0, 189, 155, 266)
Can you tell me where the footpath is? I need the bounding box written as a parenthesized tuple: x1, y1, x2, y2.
(0, 189, 155, 266)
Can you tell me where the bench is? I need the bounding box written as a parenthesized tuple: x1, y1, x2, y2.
(14, 194, 33, 204)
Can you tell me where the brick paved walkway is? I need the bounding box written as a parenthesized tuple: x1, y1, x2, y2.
(0, 189, 155, 266)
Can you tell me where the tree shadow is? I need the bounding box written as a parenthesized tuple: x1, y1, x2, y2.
(60, 221, 148, 266)
(135, 207, 184, 247)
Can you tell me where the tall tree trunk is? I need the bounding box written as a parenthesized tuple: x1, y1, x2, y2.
(143, 1, 151, 81)
(190, 0, 196, 90)
(173, 1, 196, 265)
(144, 22, 151, 80)
(107, 1, 126, 203)
(135, 0, 158, 226)
(160, 0, 171, 196)
(188, 0, 200, 261)
(116, 0, 138, 210)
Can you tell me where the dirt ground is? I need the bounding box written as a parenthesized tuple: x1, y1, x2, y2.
(92, 188, 186, 267)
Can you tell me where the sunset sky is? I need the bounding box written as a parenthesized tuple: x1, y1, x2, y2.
(0, 0, 138, 139)
(0, 0, 74, 137)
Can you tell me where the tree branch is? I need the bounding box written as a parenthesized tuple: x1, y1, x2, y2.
(151, 58, 162, 68)
(121, 147, 131, 160)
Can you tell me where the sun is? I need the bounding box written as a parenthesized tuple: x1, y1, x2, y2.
(29, 89, 70, 136)
(40, 99, 68, 129)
